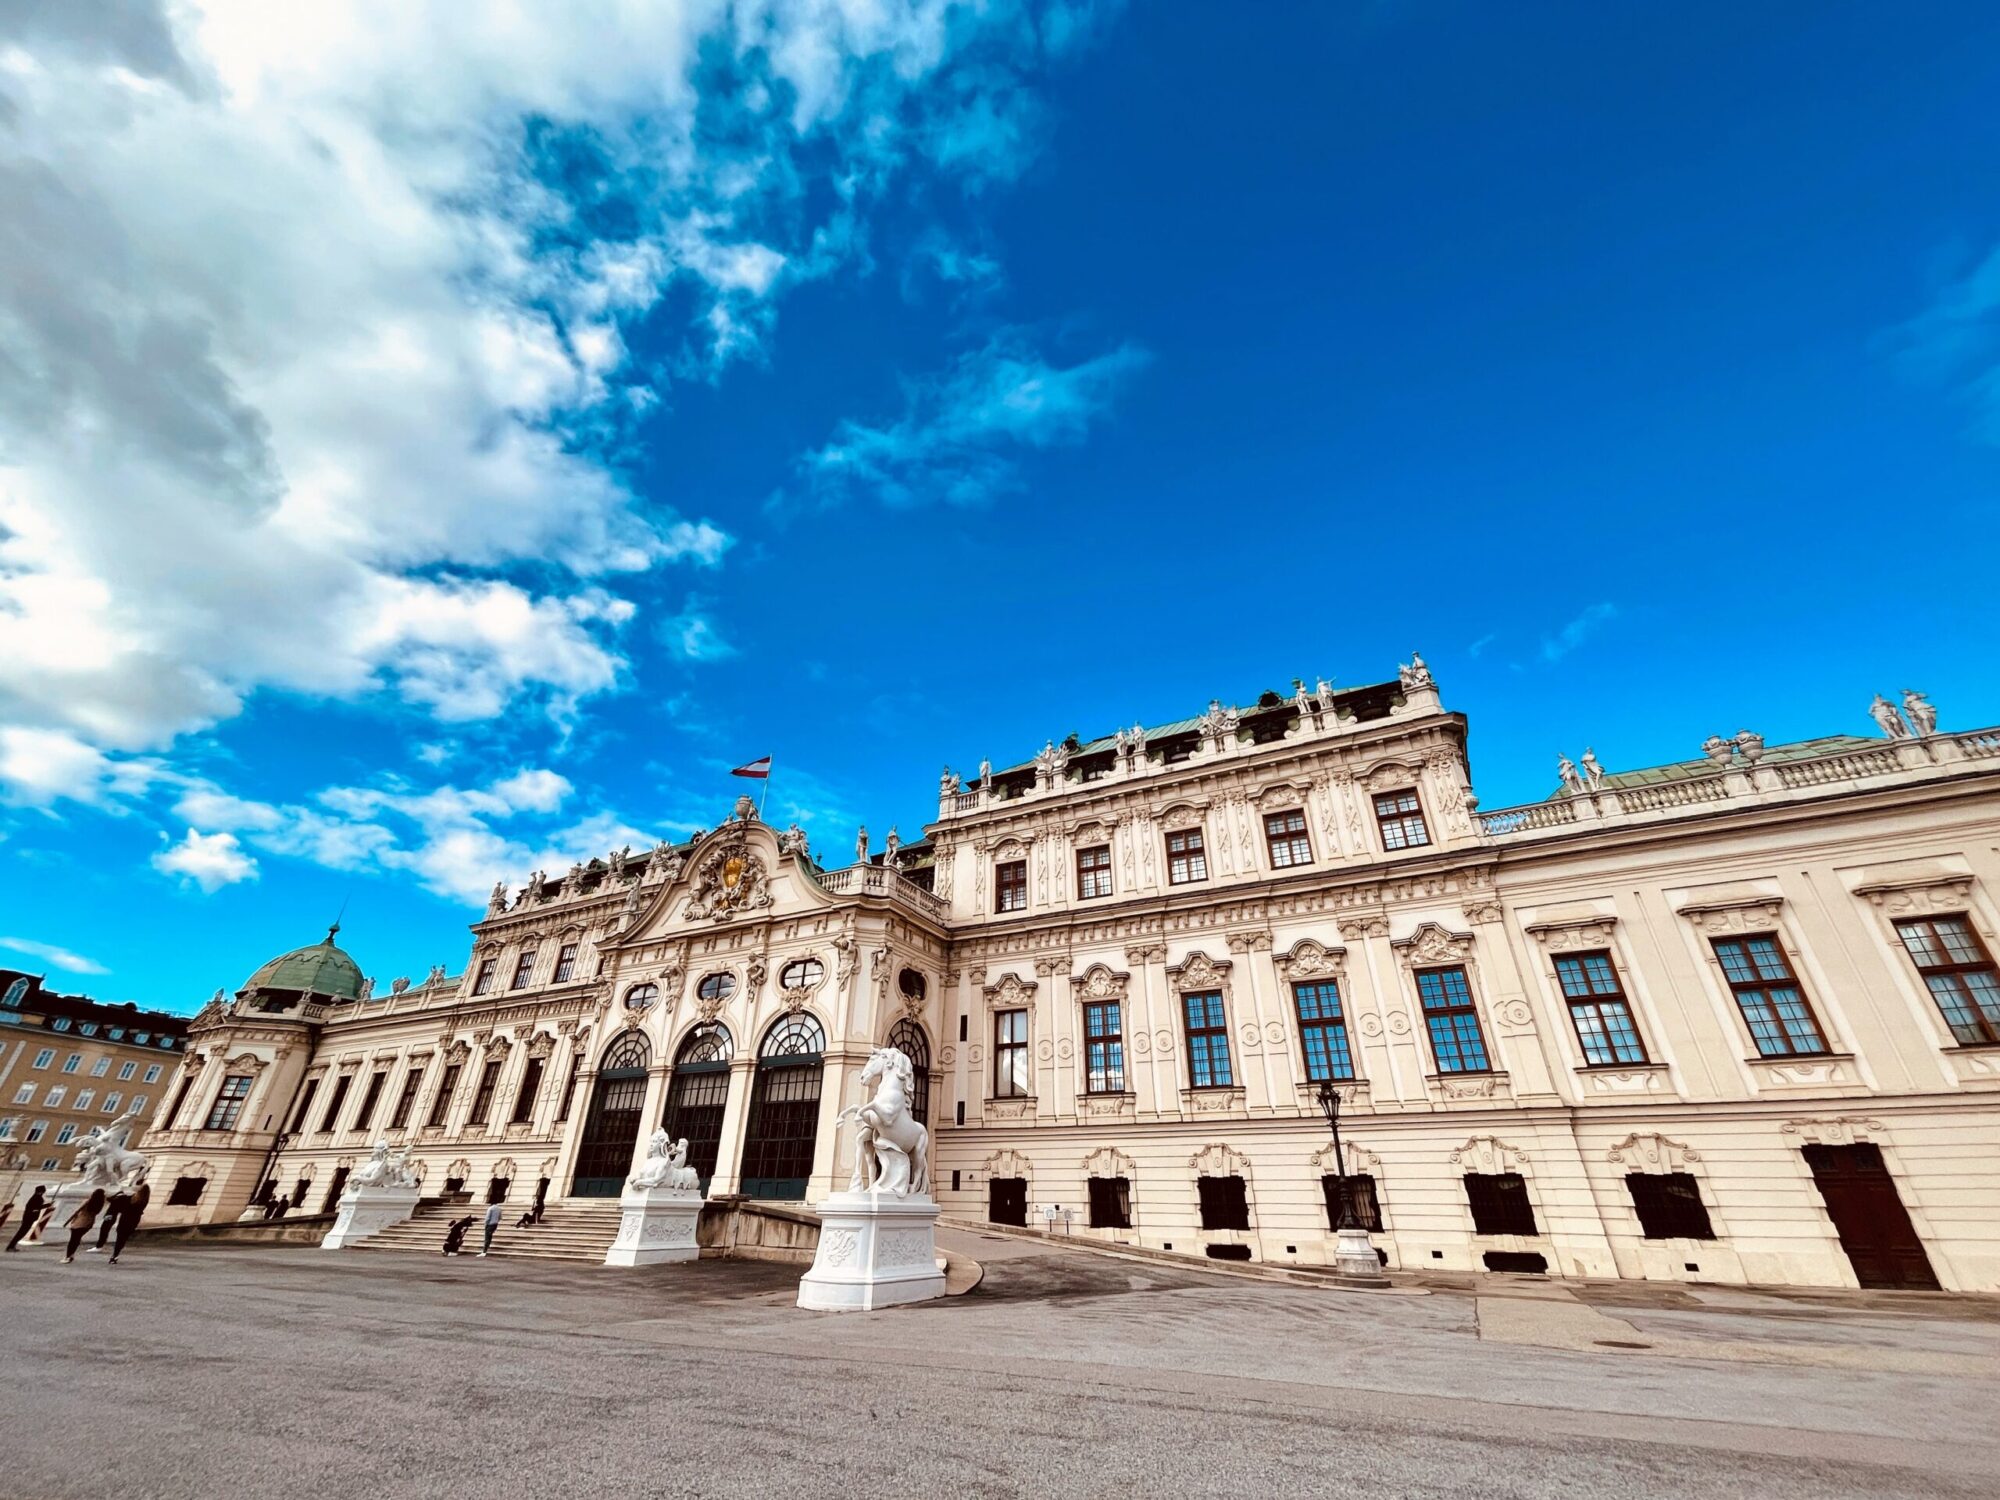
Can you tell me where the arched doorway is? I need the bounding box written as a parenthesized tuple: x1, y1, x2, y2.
(570, 1030, 652, 1197)
(885, 1017, 931, 1126)
(662, 1022, 733, 1194)
(739, 1014, 825, 1200)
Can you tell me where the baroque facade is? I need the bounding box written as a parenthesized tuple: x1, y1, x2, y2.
(140, 667, 2000, 1292)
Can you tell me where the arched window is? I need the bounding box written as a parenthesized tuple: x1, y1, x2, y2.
(623, 982, 659, 1011)
(599, 1029, 652, 1073)
(674, 1023, 734, 1067)
(760, 1013, 825, 1059)
(780, 958, 824, 990)
(885, 1018, 931, 1126)
(697, 972, 736, 1005)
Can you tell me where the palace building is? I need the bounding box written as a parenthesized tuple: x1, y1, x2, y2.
(137, 664, 2000, 1292)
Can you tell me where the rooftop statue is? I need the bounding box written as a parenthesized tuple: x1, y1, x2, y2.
(884, 826, 901, 867)
(1869, 694, 1909, 739)
(978, 757, 992, 786)
(1557, 754, 1583, 795)
(855, 825, 869, 865)
(838, 1046, 930, 1197)
(1902, 689, 1937, 738)
(1399, 652, 1434, 691)
(1580, 747, 1606, 790)
(778, 823, 809, 856)
(939, 766, 959, 796)
(487, 880, 508, 915)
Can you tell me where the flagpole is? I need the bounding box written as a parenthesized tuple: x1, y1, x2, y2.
(759, 764, 771, 819)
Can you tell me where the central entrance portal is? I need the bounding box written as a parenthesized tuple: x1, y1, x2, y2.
(571, 1030, 651, 1198)
(738, 1014, 825, 1200)
(662, 1023, 733, 1194)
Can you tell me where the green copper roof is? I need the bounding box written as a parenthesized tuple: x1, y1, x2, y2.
(240, 925, 365, 1001)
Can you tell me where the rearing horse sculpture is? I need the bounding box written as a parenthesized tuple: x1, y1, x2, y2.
(839, 1046, 929, 1196)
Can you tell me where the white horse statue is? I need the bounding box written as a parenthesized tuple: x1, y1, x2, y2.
(349, 1139, 418, 1190)
(629, 1129, 700, 1193)
(840, 1046, 929, 1197)
(73, 1122, 148, 1192)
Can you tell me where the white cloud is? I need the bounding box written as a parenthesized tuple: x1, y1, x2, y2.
(791, 330, 1151, 510)
(0, 0, 1100, 761)
(153, 827, 260, 891)
(1896, 242, 2000, 442)
(662, 596, 738, 663)
(0, 936, 111, 975)
(1540, 603, 1620, 663)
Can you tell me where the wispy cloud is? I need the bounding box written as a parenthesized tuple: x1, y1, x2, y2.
(1467, 633, 1497, 659)
(153, 829, 260, 893)
(1893, 242, 2000, 441)
(661, 596, 738, 663)
(785, 331, 1151, 512)
(1540, 603, 1619, 663)
(0, 936, 110, 975)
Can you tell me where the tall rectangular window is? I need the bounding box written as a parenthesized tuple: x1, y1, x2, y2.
(118, 1061, 137, 1080)
(1183, 991, 1234, 1088)
(287, 1077, 320, 1134)
(204, 1074, 253, 1132)
(510, 1056, 546, 1124)
(143, 1065, 161, 1084)
(1417, 966, 1491, 1073)
(318, 1072, 354, 1134)
(471, 959, 497, 996)
(388, 1068, 425, 1130)
(1320, 1173, 1383, 1232)
(553, 942, 580, 984)
(467, 1059, 504, 1124)
(91, 1056, 111, 1077)
(1894, 915, 2000, 1046)
(1373, 790, 1430, 850)
(62, 1053, 81, 1073)
(994, 1010, 1030, 1097)
(1463, 1172, 1538, 1236)
(1076, 845, 1113, 900)
(32, 1048, 54, 1069)
(1553, 952, 1649, 1065)
(54, 1122, 78, 1146)
(25, 1120, 47, 1142)
(1083, 1001, 1125, 1093)
(557, 1054, 582, 1121)
(1165, 829, 1207, 885)
(1197, 1175, 1250, 1231)
(352, 1070, 389, 1132)
(1293, 980, 1355, 1081)
(100, 1093, 120, 1114)
(11, 1084, 31, 1105)
(996, 860, 1028, 913)
(128, 1095, 147, 1115)
(510, 949, 538, 990)
(1087, 1176, 1132, 1229)
(1711, 935, 1828, 1056)
(425, 1064, 462, 1129)
(1625, 1172, 1716, 1240)
(44, 1086, 65, 1108)
(1263, 809, 1312, 868)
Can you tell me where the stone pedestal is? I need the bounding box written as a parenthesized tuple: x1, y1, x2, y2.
(797, 1190, 946, 1312)
(1333, 1225, 1391, 1286)
(321, 1184, 421, 1249)
(604, 1185, 703, 1267)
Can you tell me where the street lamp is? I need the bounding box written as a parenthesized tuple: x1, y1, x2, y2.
(1316, 1077, 1388, 1284)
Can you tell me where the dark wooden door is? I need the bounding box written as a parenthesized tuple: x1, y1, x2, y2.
(1801, 1144, 1940, 1290)
(989, 1176, 1028, 1226)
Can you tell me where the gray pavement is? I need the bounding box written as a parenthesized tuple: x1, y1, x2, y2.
(2, 1231, 1996, 1499)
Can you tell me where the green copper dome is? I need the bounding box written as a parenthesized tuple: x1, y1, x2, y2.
(240, 924, 365, 1001)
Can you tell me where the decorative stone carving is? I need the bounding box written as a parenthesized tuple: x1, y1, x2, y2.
(1778, 1117, 1883, 1148)
(1525, 911, 1618, 950)
(1166, 950, 1231, 992)
(1123, 942, 1166, 966)
(1460, 898, 1503, 926)
(1853, 869, 1976, 916)
(1605, 1133, 1700, 1172)
(1398, 652, 1433, 691)
(1869, 694, 1909, 738)
(1190, 1142, 1251, 1179)
(1083, 1146, 1137, 1183)
(1337, 913, 1389, 941)
(349, 1140, 419, 1189)
(683, 835, 773, 922)
(72, 1123, 148, 1191)
(982, 972, 1038, 1010)
(839, 1047, 930, 1196)
(628, 1130, 701, 1192)
(1273, 938, 1345, 981)
(1678, 894, 1784, 935)
(1902, 689, 1937, 737)
(1390, 922, 1475, 966)
(1073, 963, 1130, 1000)
(1448, 1135, 1528, 1173)
(1224, 929, 1272, 954)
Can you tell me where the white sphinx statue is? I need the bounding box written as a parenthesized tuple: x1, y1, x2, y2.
(628, 1130, 701, 1193)
(348, 1140, 419, 1191)
(839, 1046, 930, 1196)
(73, 1122, 149, 1192)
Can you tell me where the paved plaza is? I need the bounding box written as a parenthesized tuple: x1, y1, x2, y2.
(3, 1232, 1996, 1499)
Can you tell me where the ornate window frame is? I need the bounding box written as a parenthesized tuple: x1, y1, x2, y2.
(1310, 1139, 1388, 1240)
(1189, 1142, 1254, 1239)
(1389, 923, 1509, 1100)
(1604, 1132, 1722, 1243)
(1167, 950, 1243, 1108)
(1676, 889, 1857, 1090)
(1082, 1145, 1138, 1232)
(1072, 964, 1133, 1105)
(1447, 1135, 1547, 1244)
(1523, 909, 1669, 1086)
(1273, 938, 1364, 1095)
(1850, 863, 2000, 1066)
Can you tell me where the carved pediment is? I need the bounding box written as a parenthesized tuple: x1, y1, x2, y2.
(1253, 779, 1312, 811)
(1166, 949, 1231, 992)
(982, 971, 1038, 1010)
(1675, 883, 1784, 934)
(1448, 1135, 1528, 1173)
(682, 834, 774, 923)
(1605, 1133, 1700, 1172)
(1190, 1143, 1251, 1179)
(1157, 801, 1208, 831)
(1524, 906, 1619, 951)
(1391, 922, 1474, 966)
(1850, 860, 1976, 916)
(1274, 938, 1346, 981)
(1360, 760, 1421, 794)
(1083, 1146, 1137, 1181)
(1072, 963, 1130, 1001)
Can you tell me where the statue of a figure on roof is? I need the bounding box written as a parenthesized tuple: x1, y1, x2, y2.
(778, 823, 809, 856)
(884, 826, 901, 867)
(1869, 694, 1908, 739)
(1292, 678, 1316, 723)
(978, 757, 992, 786)
(1556, 754, 1582, 795)
(855, 825, 869, 865)
(1580, 748, 1605, 791)
(390, 976, 410, 997)
(1901, 689, 1937, 738)
(487, 880, 508, 915)
(1399, 652, 1434, 691)
(940, 766, 959, 797)
(426, 964, 447, 986)
(525, 869, 544, 901)
(608, 847, 627, 881)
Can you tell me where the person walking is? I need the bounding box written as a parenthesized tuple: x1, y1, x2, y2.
(88, 1189, 132, 1253)
(107, 1179, 149, 1265)
(6, 1186, 47, 1252)
(441, 1214, 475, 1255)
(478, 1198, 502, 1257)
(62, 1189, 107, 1263)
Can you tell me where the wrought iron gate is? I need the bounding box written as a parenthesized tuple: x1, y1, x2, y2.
(570, 1030, 651, 1198)
(663, 1023, 733, 1193)
(738, 1015, 824, 1200)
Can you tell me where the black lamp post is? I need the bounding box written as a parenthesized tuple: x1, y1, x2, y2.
(1315, 1077, 1356, 1231)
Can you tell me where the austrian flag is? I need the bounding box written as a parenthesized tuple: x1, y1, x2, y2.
(731, 756, 773, 779)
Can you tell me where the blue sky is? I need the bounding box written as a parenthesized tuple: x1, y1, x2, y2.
(3, 1, 1998, 1012)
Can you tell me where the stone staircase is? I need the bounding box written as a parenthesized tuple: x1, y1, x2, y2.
(352, 1198, 624, 1263)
